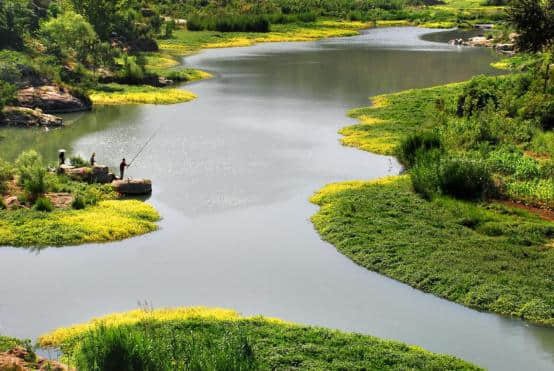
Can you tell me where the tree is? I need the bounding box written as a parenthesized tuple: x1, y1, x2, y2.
(39, 11, 101, 65)
(508, 0, 554, 52)
(0, 0, 32, 49)
(0, 81, 17, 111)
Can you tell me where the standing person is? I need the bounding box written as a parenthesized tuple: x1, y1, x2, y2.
(119, 158, 129, 180)
(58, 149, 65, 166)
(90, 152, 96, 166)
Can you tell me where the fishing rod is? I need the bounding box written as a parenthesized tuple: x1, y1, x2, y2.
(128, 127, 161, 166)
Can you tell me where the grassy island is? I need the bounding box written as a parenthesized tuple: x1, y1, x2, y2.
(38, 307, 481, 370)
(312, 54, 554, 326)
(0, 151, 159, 247)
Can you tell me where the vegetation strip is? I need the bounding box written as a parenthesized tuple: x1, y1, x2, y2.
(312, 39, 553, 324)
(0, 151, 160, 247)
(38, 307, 481, 370)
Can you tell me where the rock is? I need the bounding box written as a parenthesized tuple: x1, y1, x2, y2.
(449, 38, 464, 46)
(466, 36, 493, 47)
(91, 165, 115, 183)
(59, 165, 115, 184)
(4, 196, 21, 210)
(45, 193, 74, 209)
(15, 85, 92, 114)
(0, 346, 71, 371)
(112, 179, 152, 195)
(0, 106, 63, 127)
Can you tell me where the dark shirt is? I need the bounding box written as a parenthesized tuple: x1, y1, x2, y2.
(120, 161, 127, 171)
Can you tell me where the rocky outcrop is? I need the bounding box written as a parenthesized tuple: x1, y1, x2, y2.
(0, 346, 70, 371)
(449, 35, 516, 55)
(58, 165, 115, 184)
(112, 179, 152, 195)
(15, 85, 92, 114)
(0, 106, 63, 127)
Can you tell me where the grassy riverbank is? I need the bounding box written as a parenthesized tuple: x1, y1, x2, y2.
(39, 307, 481, 370)
(0, 151, 160, 247)
(312, 57, 554, 326)
(311, 176, 553, 326)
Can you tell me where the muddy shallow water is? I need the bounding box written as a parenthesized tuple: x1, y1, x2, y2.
(0, 27, 552, 370)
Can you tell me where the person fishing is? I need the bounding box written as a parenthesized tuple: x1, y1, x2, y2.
(120, 158, 129, 180)
(58, 149, 65, 166)
(90, 152, 96, 167)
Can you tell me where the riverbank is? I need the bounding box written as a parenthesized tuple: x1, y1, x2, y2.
(37, 307, 481, 370)
(0, 152, 160, 247)
(311, 61, 554, 326)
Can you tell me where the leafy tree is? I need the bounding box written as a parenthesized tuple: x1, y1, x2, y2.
(0, 0, 32, 49)
(508, 0, 554, 52)
(39, 11, 101, 65)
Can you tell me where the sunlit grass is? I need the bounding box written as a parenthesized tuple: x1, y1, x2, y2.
(39, 306, 481, 370)
(311, 176, 554, 326)
(0, 200, 160, 247)
(159, 20, 368, 55)
(90, 83, 197, 105)
(341, 83, 464, 155)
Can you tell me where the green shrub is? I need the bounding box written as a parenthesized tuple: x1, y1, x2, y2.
(397, 131, 441, 168)
(73, 323, 258, 371)
(33, 197, 53, 212)
(72, 196, 86, 210)
(456, 75, 503, 117)
(297, 11, 317, 22)
(438, 158, 494, 200)
(0, 157, 14, 193)
(410, 149, 441, 199)
(15, 151, 47, 198)
(70, 155, 89, 167)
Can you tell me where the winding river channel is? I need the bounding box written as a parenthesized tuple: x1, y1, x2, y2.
(1, 27, 553, 370)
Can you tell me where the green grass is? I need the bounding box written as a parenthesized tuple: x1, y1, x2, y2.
(39, 307, 481, 370)
(0, 200, 160, 247)
(89, 83, 198, 105)
(159, 20, 369, 55)
(342, 83, 464, 155)
(0, 335, 26, 352)
(310, 176, 554, 326)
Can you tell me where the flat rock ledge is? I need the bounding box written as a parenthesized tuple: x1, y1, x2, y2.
(0, 106, 63, 127)
(112, 179, 152, 195)
(16, 85, 91, 114)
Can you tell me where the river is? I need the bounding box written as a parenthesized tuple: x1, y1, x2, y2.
(0, 27, 552, 370)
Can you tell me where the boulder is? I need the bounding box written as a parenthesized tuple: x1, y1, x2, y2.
(15, 85, 92, 114)
(112, 179, 152, 195)
(4, 196, 21, 210)
(465, 36, 493, 47)
(90, 165, 116, 183)
(0, 106, 63, 127)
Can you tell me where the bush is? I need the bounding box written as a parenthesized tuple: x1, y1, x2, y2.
(72, 196, 85, 210)
(15, 151, 47, 198)
(410, 149, 441, 199)
(297, 11, 317, 22)
(70, 156, 89, 167)
(73, 323, 258, 371)
(0, 157, 14, 194)
(438, 158, 494, 200)
(456, 76, 503, 117)
(33, 196, 53, 212)
(397, 131, 441, 168)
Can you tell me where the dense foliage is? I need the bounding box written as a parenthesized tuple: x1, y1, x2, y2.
(40, 308, 480, 370)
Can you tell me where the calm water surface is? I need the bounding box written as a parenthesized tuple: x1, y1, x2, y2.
(1, 27, 553, 370)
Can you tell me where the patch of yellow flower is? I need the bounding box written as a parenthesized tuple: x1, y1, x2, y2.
(39, 307, 289, 347)
(0, 200, 160, 247)
(419, 21, 457, 29)
(310, 176, 406, 205)
(90, 88, 197, 105)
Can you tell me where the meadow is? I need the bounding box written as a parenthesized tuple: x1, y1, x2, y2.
(311, 56, 554, 325)
(38, 307, 481, 370)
